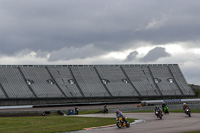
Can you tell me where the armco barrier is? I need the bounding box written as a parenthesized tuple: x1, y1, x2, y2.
(109, 103, 200, 112)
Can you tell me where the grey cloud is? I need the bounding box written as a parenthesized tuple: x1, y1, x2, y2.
(140, 47, 171, 62)
(1, 0, 200, 56)
(180, 62, 200, 85)
(48, 44, 104, 61)
(124, 51, 138, 62)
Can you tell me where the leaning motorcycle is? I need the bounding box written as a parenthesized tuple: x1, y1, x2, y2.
(185, 107, 191, 117)
(116, 117, 130, 128)
(164, 106, 169, 114)
(155, 111, 163, 119)
(103, 108, 108, 114)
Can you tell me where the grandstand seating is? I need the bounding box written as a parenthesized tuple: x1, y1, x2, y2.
(70, 66, 110, 97)
(0, 67, 34, 98)
(47, 66, 83, 97)
(0, 64, 195, 100)
(168, 65, 195, 95)
(95, 66, 139, 97)
(20, 66, 63, 98)
(149, 65, 182, 96)
(123, 65, 159, 96)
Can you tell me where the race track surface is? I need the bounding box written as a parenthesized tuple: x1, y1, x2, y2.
(75, 113, 200, 133)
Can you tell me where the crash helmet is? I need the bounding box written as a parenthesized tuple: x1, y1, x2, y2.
(183, 103, 186, 105)
(116, 110, 119, 114)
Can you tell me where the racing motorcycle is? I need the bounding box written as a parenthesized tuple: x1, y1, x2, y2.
(185, 107, 191, 117)
(155, 110, 163, 119)
(116, 116, 130, 128)
(103, 106, 108, 114)
(164, 106, 169, 114)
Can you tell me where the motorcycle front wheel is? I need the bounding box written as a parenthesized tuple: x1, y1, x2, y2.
(188, 113, 191, 117)
(116, 122, 122, 128)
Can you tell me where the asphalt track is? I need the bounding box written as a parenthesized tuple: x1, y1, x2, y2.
(70, 113, 200, 133)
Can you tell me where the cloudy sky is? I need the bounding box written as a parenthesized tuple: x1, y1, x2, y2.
(0, 0, 200, 85)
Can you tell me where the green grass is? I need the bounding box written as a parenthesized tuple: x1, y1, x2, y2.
(185, 131, 200, 133)
(78, 109, 103, 115)
(0, 115, 135, 133)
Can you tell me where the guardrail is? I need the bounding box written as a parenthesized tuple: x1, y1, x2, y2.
(108, 103, 200, 112)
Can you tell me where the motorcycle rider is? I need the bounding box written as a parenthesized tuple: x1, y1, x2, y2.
(164, 106, 169, 114)
(162, 102, 167, 112)
(154, 106, 161, 113)
(183, 103, 189, 112)
(104, 104, 108, 113)
(74, 107, 79, 115)
(154, 106, 158, 115)
(116, 110, 126, 122)
(154, 106, 162, 117)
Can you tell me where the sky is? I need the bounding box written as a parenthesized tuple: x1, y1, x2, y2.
(0, 0, 200, 85)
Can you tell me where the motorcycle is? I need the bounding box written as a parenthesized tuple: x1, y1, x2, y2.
(185, 107, 191, 117)
(163, 106, 169, 114)
(116, 116, 130, 128)
(74, 107, 79, 115)
(155, 110, 163, 119)
(103, 107, 108, 114)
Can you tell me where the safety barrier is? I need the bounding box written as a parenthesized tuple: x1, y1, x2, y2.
(108, 103, 200, 112)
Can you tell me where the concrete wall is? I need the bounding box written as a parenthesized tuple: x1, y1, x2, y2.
(0, 97, 140, 106)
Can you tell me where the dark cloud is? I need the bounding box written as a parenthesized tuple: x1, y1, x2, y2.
(124, 51, 138, 62)
(1, 0, 200, 56)
(48, 44, 104, 61)
(140, 47, 171, 62)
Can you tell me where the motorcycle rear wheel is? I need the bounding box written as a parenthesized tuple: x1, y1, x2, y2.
(126, 122, 130, 127)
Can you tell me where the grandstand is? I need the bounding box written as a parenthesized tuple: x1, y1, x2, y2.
(0, 64, 195, 106)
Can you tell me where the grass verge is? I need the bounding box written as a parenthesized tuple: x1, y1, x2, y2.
(78, 109, 102, 115)
(185, 131, 200, 133)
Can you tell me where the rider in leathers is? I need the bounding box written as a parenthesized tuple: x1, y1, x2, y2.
(116, 110, 126, 122)
(183, 103, 190, 113)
